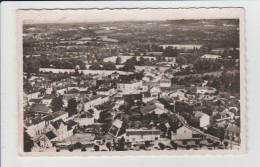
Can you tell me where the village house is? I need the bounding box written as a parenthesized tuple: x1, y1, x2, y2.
(108, 119, 123, 137)
(192, 111, 210, 129)
(159, 79, 172, 87)
(97, 88, 117, 96)
(150, 86, 161, 98)
(73, 113, 95, 127)
(39, 131, 57, 148)
(42, 94, 57, 106)
(117, 81, 142, 92)
(24, 117, 46, 140)
(32, 104, 52, 115)
(125, 129, 161, 142)
(224, 124, 240, 142)
(28, 98, 42, 106)
(27, 91, 41, 101)
(172, 125, 193, 140)
(83, 95, 109, 112)
(196, 87, 217, 94)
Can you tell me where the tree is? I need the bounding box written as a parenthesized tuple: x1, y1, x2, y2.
(121, 63, 135, 72)
(103, 61, 116, 70)
(145, 141, 150, 148)
(182, 140, 187, 146)
(106, 142, 112, 151)
(94, 145, 100, 151)
(67, 98, 78, 116)
(89, 62, 102, 70)
(224, 141, 229, 149)
(24, 132, 34, 152)
(50, 96, 63, 112)
(186, 145, 191, 150)
(116, 136, 126, 151)
(116, 56, 122, 65)
(74, 68, 79, 76)
(176, 56, 187, 66)
(158, 143, 165, 150)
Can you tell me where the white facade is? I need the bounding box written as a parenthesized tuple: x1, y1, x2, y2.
(200, 114, 210, 128)
(125, 129, 160, 142)
(117, 81, 142, 91)
(173, 126, 193, 140)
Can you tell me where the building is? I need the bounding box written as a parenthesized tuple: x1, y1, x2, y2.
(108, 119, 123, 137)
(24, 117, 46, 139)
(172, 126, 193, 140)
(192, 111, 210, 129)
(200, 54, 221, 59)
(42, 94, 57, 106)
(196, 87, 217, 94)
(32, 104, 52, 115)
(224, 124, 240, 142)
(83, 95, 109, 111)
(117, 81, 142, 91)
(39, 131, 57, 148)
(73, 113, 95, 127)
(159, 79, 171, 87)
(125, 129, 160, 142)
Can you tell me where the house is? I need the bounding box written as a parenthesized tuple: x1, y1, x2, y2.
(117, 81, 142, 91)
(73, 113, 95, 127)
(83, 95, 109, 111)
(125, 129, 160, 142)
(192, 111, 210, 129)
(39, 131, 57, 148)
(46, 119, 74, 142)
(28, 98, 42, 106)
(159, 79, 171, 87)
(200, 54, 221, 59)
(23, 93, 28, 107)
(168, 90, 188, 101)
(196, 87, 217, 94)
(32, 104, 52, 115)
(150, 86, 161, 98)
(108, 119, 123, 137)
(24, 117, 46, 139)
(224, 124, 240, 142)
(97, 88, 117, 96)
(43, 110, 68, 124)
(56, 87, 67, 95)
(172, 126, 193, 140)
(42, 94, 57, 106)
(27, 91, 41, 101)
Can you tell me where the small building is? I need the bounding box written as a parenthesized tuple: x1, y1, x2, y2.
(172, 126, 193, 140)
(192, 111, 210, 129)
(125, 129, 160, 142)
(196, 87, 217, 94)
(39, 131, 57, 148)
(159, 79, 171, 87)
(224, 124, 240, 142)
(42, 94, 57, 106)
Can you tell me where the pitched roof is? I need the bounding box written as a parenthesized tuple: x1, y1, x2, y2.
(45, 131, 57, 140)
(140, 105, 157, 115)
(225, 124, 240, 133)
(63, 94, 79, 101)
(24, 117, 44, 127)
(51, 119, 66, 130)
(43, 110, 67, 121)
(43, 94, 57, 100)
(126, 129, 160, 136)
(32, 104, 50, 113)
(29, 98, 42, 103)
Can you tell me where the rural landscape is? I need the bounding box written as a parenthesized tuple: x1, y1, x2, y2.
(23, 18, 241, 153)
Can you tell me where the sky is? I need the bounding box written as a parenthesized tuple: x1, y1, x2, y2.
(17, 8, 243, 24)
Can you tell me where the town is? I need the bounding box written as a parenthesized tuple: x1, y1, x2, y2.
(23, 19, 241, 152)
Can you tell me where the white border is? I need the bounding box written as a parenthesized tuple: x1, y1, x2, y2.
(1, 1, 260, 167)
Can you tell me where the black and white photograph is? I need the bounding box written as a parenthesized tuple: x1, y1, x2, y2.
(17, 8, 246, 156)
